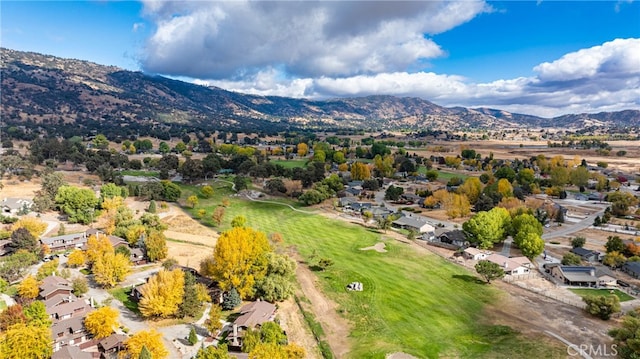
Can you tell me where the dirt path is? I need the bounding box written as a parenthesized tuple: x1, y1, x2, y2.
(293, 253, 351, 358)
(278, 298, 322, 359)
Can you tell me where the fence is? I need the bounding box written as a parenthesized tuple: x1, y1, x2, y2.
(506, 279, 586, 309)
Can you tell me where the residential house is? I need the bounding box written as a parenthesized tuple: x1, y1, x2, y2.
(545, 264, 616, 287)
(463, 248, 492, 261)
(400, 193, 422, 204)
(41, 232, 88, 252)
(392, 214, 435, 234)
(39, 276, 73, 301)
(51, 315, 94, 352)
(46, 299, 92, 322)
(437, 230, 469, 248)
(98, 333, 127, 359)
(229, 301, 276, 347)
(129, 248, 146, 266)
(51, 345, 92, 359)
(1, 197, 33, 215)
(622, 261, 640, 278)
(369, 207, 395, 219)
(570, 247, 602, 263)
(485, 254, 532, 276)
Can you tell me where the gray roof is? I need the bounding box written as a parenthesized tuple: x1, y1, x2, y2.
(1, 198, 33, 210)
(51, 315, 88, 338)
(558, 266, 598, 283)
(234, 301, 276, 328)
(393, 215, 430, 229)
(438, 230, 467, 243)
(40, 232, 87, 247)
(570, 247, 598, 258)
(623, 261, 640, 275)
(51, 345, 92, 359)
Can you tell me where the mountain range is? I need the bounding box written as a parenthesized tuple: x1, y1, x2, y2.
(1, 48, 639, 132)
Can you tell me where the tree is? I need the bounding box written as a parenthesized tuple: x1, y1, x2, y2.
(259, 321, 287, 345)
(0, 250, 38, 282)
(514, 232, 545, 260)
(231, 215, 247, 228)
(67, 249, 86, 268)
(23, 301, 50, 327)
(139, 346, 152, 359)
(187, 195, 199, 208)
(561, 253, 582, 265)
(72, 276, 89, 296)
(189, 327, 198, 345)
(475, 260, 505, 283)
(8, 228, 39, 256)
(571, 236, 586, 248)
(583, 295, 620, 320)
(201, 185, 215, 198)
(36, 258, 59, 279)
(210, 227, 271, 298)
(92, 252, 131, 288)
(609, 312, 640, 358)
(234, 176, 248, 191)
(0, 322, 52, 359)
(463, 207, 511, 249)
(124, 329, 169, 359)
(148, 200, 157, 213)
(195, 344, 232, 359)
(86, 234, 114, 264)
(570, 166, 590, 187)
(18, 275, 40, 300)
(350, 162, 371, 180)
(458, 177, 483, 204)
(384, 185, 404, 201)
(205, 304, 224, 335)
(12, 217, 47, 238)
(222, 288, 241, 310)
(510, 213, 543, 239)
(605, 236, 625, 253)
(249, 342, 305, 359)
(55, 185, 99, 224)
(296, 143, 308, 157)
(145, 230, 168, 262)
(496, 178, 513, 198)
(317, 258, 334, 271)
(179, 272, 202, 318)
(139, 269, 185, 318)
(212, 206, 225, 226)
(161, 180, 182, 202)
(33, 172, 66, 212)
(0, 304, 26, 331)
(603, 251, 627, 269)
(255, 253, 296, 302)
(84, 306, 119, 339)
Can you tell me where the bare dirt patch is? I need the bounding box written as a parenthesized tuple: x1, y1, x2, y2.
(277, 298, 322, 359)
(360, 242, 387, 253)
(165, 241, 213, 268)
(293, 252, 352, 358)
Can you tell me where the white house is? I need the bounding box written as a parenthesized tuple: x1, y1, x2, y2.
(463, 248, 492, 260)
(1, 197, 33, 215)
(485, 254, 532, 275)
(392, 214, 436, 234)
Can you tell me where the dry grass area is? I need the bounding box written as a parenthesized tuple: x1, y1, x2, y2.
(165, 241, 213, 268)
(0, 179, 41, 198)
(420, 209, 469, 224)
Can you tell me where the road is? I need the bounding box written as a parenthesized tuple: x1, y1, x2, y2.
(542, 207, 606, 240)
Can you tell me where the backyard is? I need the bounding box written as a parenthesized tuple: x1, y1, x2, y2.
(179, 183, 565, 358)
(569, 288, 635, 302)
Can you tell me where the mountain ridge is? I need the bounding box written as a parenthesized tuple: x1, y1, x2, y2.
(2, 48, 639, 132)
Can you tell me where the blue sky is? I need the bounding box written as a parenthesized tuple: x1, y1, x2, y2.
(2, 1, 639, 117)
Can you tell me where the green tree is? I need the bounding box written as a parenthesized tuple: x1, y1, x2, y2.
(222, 288, 241, 310)
(609, 312, 640, 358)
(605, 236, 625, 253)
(242, 327, 261, 353)
(425, 169, 439, 181)
(463, 207, 511, 249)
(384, 185, 404, 201)
(571, 236, 586, 248)
(570, 166, 590, 187)
(475, 260, 505, 283)
(231, 215, 247, 228)
(23, 301, 51, 327)
(179, 272, 202, 318)
(583, 295, 620, 320)
(55, 185, 99, 224)
(259, 321, 287, 345)
(188, 327, 198, 345)
(195, 344, 232, 359)
(603, 251, 627, 269)
(93, 134, 109, 149)
(561, 253, 582, 265)
(8, 228, 39, 256)
(254, 253, 296, 302)
(148, 200, 157, 213)
(514, 232, 545, 260)
(33, 172, 66, 212)
(234, 176, 248, 191)
(72, 276, 89, 296)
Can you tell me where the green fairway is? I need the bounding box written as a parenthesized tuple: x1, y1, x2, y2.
(180, 185, 564, 358)
(569, 288, 635, 302)
(270, 159, 308, 169)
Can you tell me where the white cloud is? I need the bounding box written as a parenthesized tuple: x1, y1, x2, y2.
(140, 0, 487, 78)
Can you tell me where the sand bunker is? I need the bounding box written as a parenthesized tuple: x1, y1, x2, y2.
(360, 242, 387, 253)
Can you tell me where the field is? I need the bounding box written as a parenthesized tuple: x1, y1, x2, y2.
(416, 166, 471, 181)
(270, 159, 308, 169)
(180, 184, 564, 358)
(569, 288, 635, 302)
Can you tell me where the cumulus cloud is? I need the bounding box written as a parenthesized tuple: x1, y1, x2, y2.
(198, 39, 640, 117)
(140, 0, 488, 78)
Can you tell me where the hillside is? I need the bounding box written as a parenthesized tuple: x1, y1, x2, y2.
(1, 48, 638, 133)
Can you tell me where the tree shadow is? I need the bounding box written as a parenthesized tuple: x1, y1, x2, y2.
(309, 265, 325, 272)
(451, 274, 485, 284)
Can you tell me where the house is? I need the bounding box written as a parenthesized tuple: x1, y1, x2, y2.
(400, 193, 422, 204)
(545, 265, 616, 287)
(129, 248, 146, 266)
(46, 299, 92, 322)
(392, 214, 435, 234)
(1, 197, 33, 215)
(44, 293, 78, 308)
(437, 230, 468, 248)
(51, 315, 94, 352)
(622, 261, 640, 278)
(39, 276, 73, 301)
(51, 345, 92, 359)
(98, 333, 127, 358)
(229, 301, 277, 347)
(463, 248, 492, 260)
(41, 232, 88, 252)
(369, 207, 395, 219)
(570, 247, 601, 263)
(485, 254, 532, 275)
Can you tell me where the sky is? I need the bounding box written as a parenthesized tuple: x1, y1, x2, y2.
(2, 0, 639, 118)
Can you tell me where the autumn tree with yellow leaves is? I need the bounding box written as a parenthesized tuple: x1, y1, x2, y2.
(92, 251, 131, 288)
(123, 329, 168, 359)
(85, 234, 113, 264)
(350, 162, 371, 180)
(296, 143, 308, 157)
(84, 306, 119, 339)
(145, 230, 168, 262)
(0, 322, 52, 359)
(138, 269, 185, 318)
(209, 226, 271, 299)
(66, 249, 86, 268)
(12, 217, 47, 238)
(18, 275, 40, 300)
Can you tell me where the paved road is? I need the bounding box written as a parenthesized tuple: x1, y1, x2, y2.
(501, 237, 512, 257)
(542, 208, 606, 240)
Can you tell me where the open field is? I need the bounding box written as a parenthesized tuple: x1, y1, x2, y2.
(569, 288, 635, 302)
(270, 159, 308, 169)
(179, 187, 566, 358)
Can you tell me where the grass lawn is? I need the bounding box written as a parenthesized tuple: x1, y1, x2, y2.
(270, 159, 308, 169)
(120, 170, 160, 177)
(109, 287, 141, 315)
(0, 299, 6, 311)
(183, 186, 564, 358)
(417, 166, 471, 181)
(570, 288, 635, 302)
(79, 268, 92, 275)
